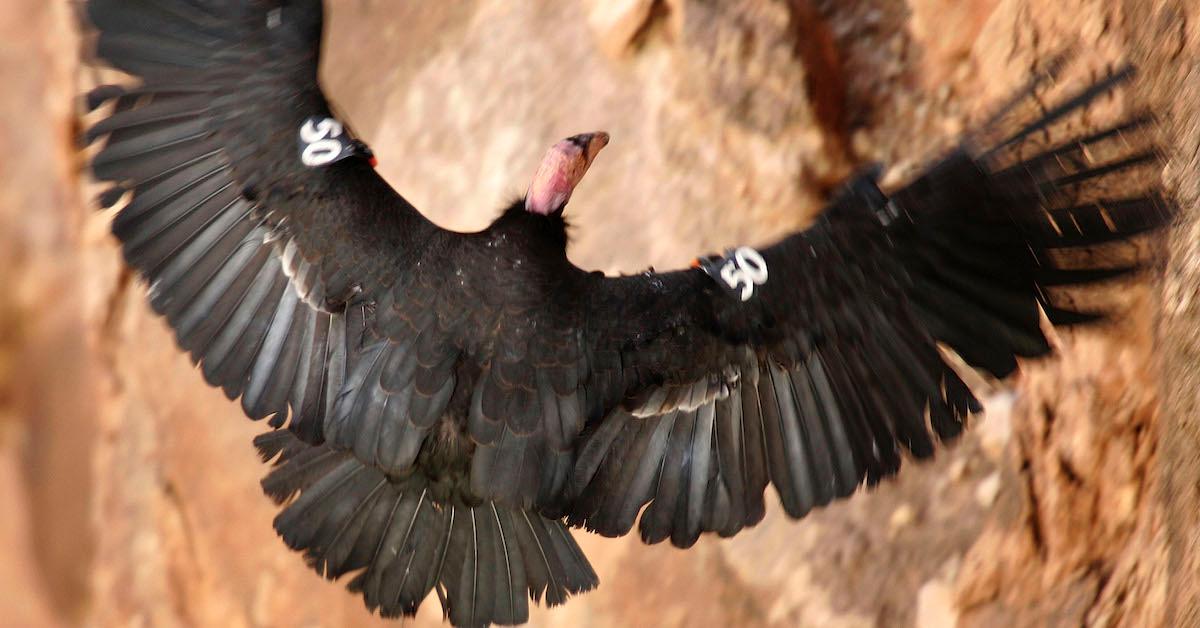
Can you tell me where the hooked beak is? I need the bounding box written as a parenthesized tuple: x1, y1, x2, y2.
(525, 132, 610, 215)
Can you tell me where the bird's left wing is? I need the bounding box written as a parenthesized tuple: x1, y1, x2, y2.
(557, 178, 980, 547)
(554, 66, 1174, 548)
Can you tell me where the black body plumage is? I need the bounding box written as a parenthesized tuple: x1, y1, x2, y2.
(80, 1, 1174, 626)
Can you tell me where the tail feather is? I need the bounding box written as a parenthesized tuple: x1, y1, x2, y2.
(254, 431, 598, 627)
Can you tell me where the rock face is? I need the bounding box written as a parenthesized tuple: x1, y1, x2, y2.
(1, 0, 1195, 626)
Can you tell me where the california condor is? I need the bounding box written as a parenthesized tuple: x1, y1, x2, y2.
(80, 0, 1173, 626)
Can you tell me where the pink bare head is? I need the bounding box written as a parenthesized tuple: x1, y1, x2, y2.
(525, 132, 609, 215)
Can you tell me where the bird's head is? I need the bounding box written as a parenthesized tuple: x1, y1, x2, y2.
(525, 132, 609, 216)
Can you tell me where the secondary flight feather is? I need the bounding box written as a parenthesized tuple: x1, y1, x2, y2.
(80, 0, 1174, 626)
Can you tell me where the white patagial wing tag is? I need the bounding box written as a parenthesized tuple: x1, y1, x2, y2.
(698, 246, 768, 302)
(297, 116, 375, 168)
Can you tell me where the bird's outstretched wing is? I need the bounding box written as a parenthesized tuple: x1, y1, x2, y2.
(83, 0, 456, 443)
(83, 3, 601, 623)
(83, 2, 604, 624)
(557, 64, 1174, 548)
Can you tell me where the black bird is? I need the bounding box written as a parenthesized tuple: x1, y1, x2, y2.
(81, 1, 1173, 626)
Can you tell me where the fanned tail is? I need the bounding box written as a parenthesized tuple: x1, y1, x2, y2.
(254, 431, 598, 628)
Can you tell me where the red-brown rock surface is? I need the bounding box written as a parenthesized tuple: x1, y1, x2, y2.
(2, 1, 1196, 627)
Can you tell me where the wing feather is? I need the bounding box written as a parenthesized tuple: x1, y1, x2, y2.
(84, 0, 447, 448)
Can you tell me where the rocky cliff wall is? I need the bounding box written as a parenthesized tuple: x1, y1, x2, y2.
(1, 1, 1195, 626)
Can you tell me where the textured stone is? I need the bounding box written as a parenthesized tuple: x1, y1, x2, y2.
(1, 0, 1192, 627)
(917, 579, 958, 628)
(584, 0, 658, 57)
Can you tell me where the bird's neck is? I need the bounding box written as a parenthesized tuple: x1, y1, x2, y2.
(489, 201, 570, 257)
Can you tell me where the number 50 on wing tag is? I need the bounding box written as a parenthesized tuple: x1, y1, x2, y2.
(697, 246, 768, 302)
(297, 116, 376, 168)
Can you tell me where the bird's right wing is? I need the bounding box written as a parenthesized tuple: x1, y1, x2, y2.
(83, 0, 456, 443)
(84, 5, 601, 622)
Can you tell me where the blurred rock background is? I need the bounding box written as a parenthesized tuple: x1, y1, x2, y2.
(1, 0, 1197, 626)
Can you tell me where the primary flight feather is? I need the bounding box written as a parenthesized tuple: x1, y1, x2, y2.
(80, 0, 1174, 626)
